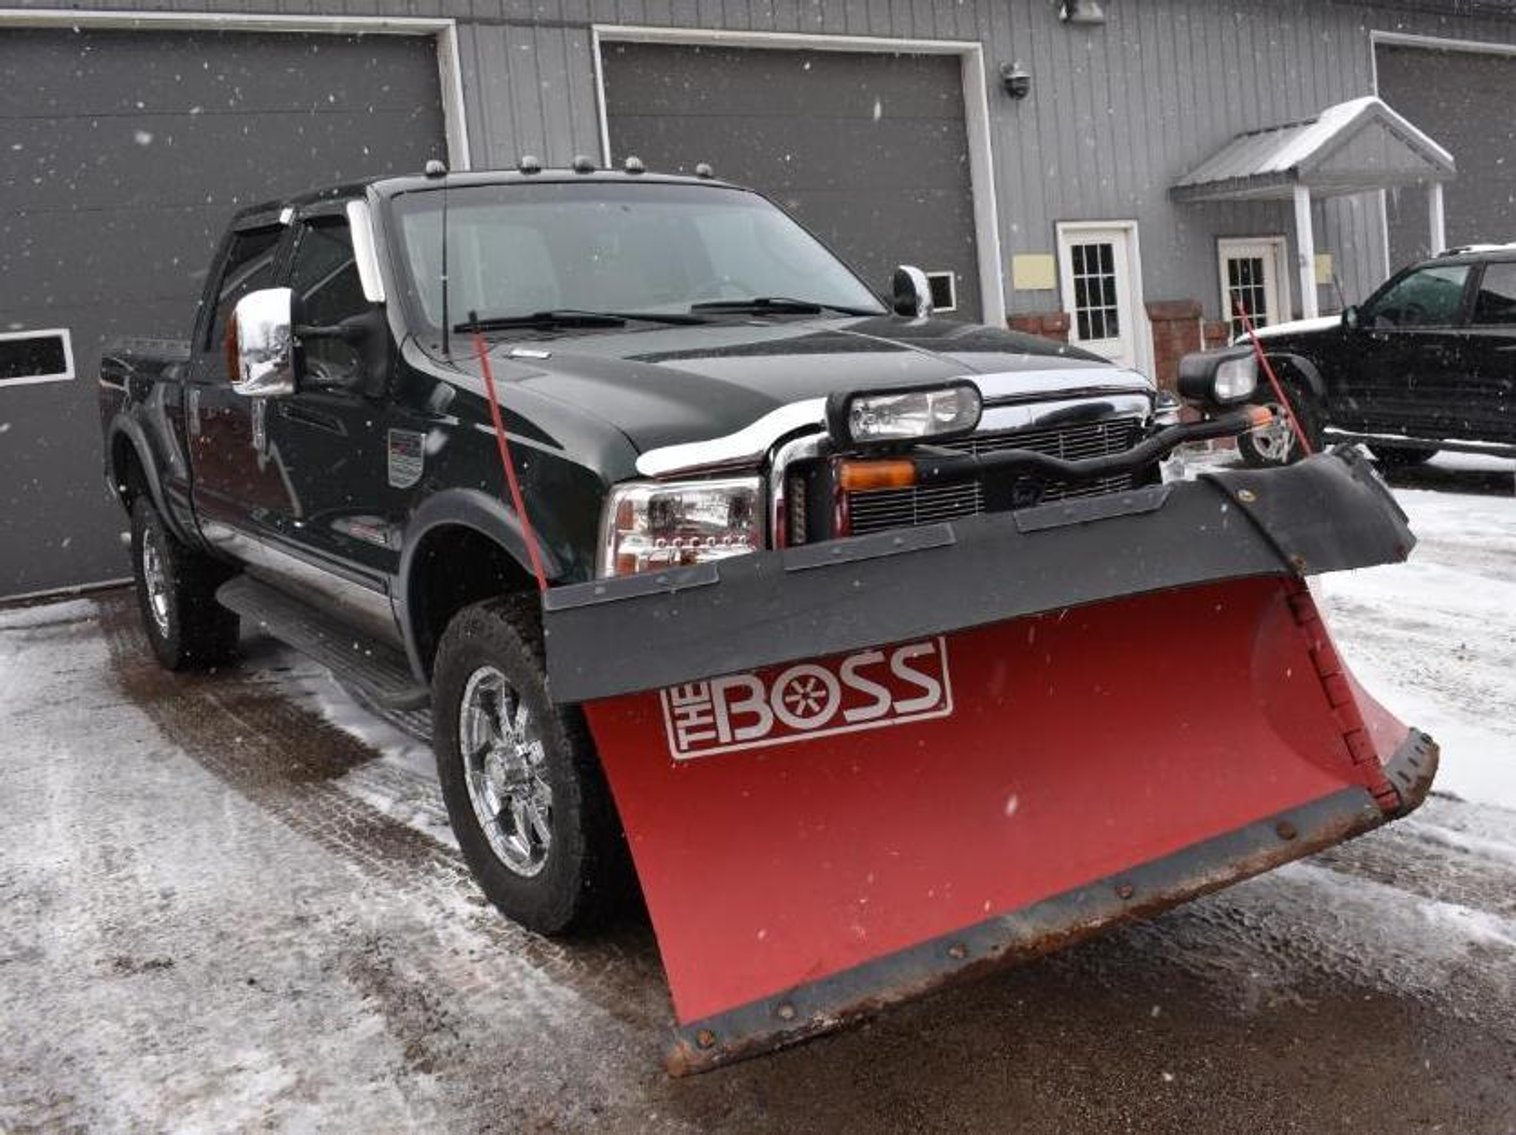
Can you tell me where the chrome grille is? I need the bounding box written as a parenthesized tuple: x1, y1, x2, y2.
(847, 416, 1145, 536)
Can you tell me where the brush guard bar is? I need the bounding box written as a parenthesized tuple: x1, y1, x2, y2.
(545, 445, 1412, 703)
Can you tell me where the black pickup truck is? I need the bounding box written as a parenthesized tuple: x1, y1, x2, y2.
(100, 165, 1435, 1069)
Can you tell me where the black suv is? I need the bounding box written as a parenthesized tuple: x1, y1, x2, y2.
(1230, 246, 1516, 467)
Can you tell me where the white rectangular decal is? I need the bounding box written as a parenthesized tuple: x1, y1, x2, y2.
(660, 637, 954, 760)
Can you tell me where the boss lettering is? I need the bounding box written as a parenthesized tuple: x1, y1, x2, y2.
(660, 638, 953, 759)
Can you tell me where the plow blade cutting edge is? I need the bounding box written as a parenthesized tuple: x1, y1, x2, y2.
(543, 448, 1438, 1073)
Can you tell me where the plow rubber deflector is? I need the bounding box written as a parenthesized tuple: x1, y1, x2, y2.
(579, 578, 1432, 1072)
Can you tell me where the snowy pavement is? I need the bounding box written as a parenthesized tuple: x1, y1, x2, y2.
(2, 455, 1515, 1132)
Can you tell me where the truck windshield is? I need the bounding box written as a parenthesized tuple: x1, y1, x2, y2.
(389, 181, 886, 338)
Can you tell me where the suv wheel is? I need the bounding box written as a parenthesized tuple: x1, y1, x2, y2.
(432, 595, 627, 935)
(1238, 376, 1323, 468)
(130, 496, 240, 671)
(1369, 444, 1438, 469)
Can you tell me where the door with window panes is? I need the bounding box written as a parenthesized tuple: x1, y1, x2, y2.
(1219, 238, 1285, 337)
(1057, 224, 1142, 371)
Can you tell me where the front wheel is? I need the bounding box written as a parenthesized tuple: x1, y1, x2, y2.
(1237, 375, 1323, 468)
(130, 496, 239, 671)
(432, 595, 628, 935)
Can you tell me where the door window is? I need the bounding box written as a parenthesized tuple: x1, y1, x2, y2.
(1069, 242, 1119, 342)
(288, 219, 368, 383)
(1470, 262, 1516, 326)
(206, 227, 283, 353)
(1364, 264, 1471, 329)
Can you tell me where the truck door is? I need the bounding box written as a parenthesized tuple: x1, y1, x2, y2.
(254, 207, 405, 646)
(1456, 259, 1516, 445)
(185, 217, 289, 563)
(1349, 262, 1473, 438)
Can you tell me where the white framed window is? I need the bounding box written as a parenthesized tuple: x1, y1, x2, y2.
(0, 328, 74, 387)
(1218, 237, 1291, 336)
(925, 271, 958, 313)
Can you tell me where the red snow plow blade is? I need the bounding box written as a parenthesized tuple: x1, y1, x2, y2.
(544, 449, 1438, 1072)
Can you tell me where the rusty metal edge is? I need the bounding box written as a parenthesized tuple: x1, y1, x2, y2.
(664, 728, 1439, 1076)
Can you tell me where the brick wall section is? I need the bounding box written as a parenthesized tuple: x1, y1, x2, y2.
(1007, 310, 1071, 343)
(1203, 320, 1231, 349)
(1145, 299, 1203, 392)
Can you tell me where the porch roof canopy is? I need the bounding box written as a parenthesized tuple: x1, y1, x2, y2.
(1171, 96, 1455, 203)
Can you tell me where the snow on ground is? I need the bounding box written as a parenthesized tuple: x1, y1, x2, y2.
(2, 453, 1514, 1131)
(1314, 454, 1516, 811)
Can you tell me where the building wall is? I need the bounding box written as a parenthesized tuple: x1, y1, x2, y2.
(8, 0, 1516, 325)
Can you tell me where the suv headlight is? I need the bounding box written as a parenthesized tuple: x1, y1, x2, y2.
(599, 477, 763, 578)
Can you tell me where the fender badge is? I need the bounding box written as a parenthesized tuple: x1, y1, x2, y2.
(387, 429, 425, 489)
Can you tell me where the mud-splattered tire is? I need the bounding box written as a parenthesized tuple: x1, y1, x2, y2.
(1238, 371, 1323, 468)
(1369, 444, 1438, 469)
(432, 595, 627, 936)
(130, 496, 240, 672)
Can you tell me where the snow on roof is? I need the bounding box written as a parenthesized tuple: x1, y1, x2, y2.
(1173, 96, 1455, 202)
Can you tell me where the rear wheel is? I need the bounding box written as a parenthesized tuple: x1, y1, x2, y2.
(1237, 373, 1323, 467)
(1369, 444, 1438, 468)
(432, 595, 627, 935)
(130, 496, 239, 671)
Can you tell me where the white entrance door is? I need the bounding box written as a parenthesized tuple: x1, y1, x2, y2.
(1056, 223, 1145, 371)
(1218, 237, 1288, 337)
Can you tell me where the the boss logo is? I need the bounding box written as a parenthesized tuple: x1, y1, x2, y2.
(660, 637, 953, 759)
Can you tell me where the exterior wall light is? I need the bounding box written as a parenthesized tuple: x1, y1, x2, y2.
(1000, 62, 1032, 99)
(1059, 0, 1106, 24)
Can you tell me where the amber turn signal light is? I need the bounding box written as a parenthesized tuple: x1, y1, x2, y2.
(837, 459, 918, 492)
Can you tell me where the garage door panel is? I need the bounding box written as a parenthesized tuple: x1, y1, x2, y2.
(600, 43, 966, 121)
(0, 29, 446, 596)
(1378, 45, 1516, 268)
(1, 109, 437, 213)
(4, 207, 229, 314)
(603, 42, 981, 322)
(606, 114, 972, 192)
(0, 30, 441, 118)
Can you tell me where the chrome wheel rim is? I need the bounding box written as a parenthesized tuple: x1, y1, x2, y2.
(141, 525, 172, 639)
(459, 665, 553, 877)
(1250, 402, 1297, 464)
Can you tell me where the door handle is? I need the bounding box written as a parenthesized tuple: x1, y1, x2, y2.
(278, 401, 347, 435)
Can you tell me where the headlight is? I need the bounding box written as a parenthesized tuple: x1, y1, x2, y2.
(825, 381, 983, 446)
(1177, 347, 1258, 406)
(599, 477, 762, 578)
(1213, 355, 1258, 402)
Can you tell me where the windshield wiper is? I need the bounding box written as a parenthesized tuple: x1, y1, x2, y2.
(689, 296, 880, 317)
(455, 309, 707, 333)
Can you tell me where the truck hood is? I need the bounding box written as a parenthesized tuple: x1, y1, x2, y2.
(443, 315, 1150, 454)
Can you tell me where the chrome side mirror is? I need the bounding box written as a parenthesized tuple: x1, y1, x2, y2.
(890, 265, 934, 319)
(229, 287, 296, 397)
(1341, 304, 1360, 332)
